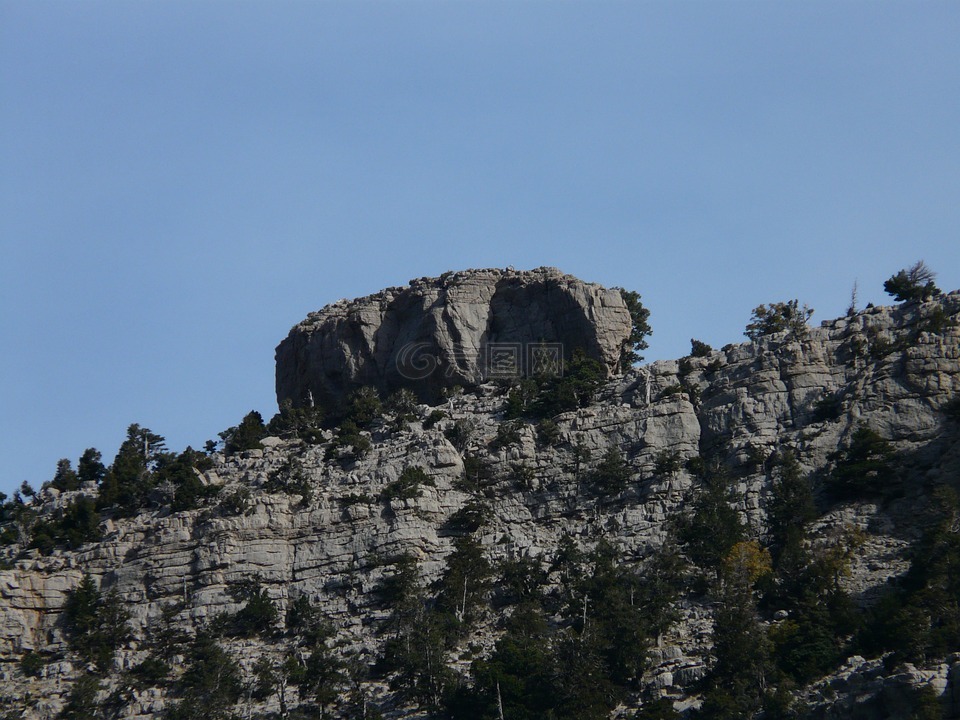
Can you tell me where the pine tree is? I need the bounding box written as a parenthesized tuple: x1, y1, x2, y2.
(883, 261, 941, 302)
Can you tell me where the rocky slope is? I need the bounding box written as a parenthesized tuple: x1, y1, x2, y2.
(2, 275, 960, 719)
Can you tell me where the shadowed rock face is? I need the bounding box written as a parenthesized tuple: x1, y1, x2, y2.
(275, 267, 632, 409)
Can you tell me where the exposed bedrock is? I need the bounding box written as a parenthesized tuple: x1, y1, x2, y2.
(275, 267, 632, 408)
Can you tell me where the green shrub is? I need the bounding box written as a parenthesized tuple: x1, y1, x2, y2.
(130, 656, 171, 687)
(690, 338, 713, 357)
(591, 447, 631, 495)
(459, 455, 495, 495)
(511, 462, 536, 490)
(536, 418, 561, 446)
(325, 420, 371, 462)
(634, 698, 681, 719)
(381, 466, 435, 502)
(535, 350, 604, 417)
(446, 500, 491, 534)
(918, 305, 955, 335)
(339, 492, 376, 507)
(218, 487, 252, 516)
(20, 650, 44, 678)
(155, 448, 218, 512)
(505, 378, 540, 419)
(868, 334, 895, 358)
(827, 425, 897, 499)
(265, 458, 313, 505)
(744, 300, 813, 341)
(658, 384, 684, 400)
(423, 409, 446, 429)
(346, 386, 383, 427)
(267, 398, 325, 441)
(654, 449, 683, 477)
(812, 390, 843, 422)
(58, 675, 102, 720)
(493, 420, 523, 449)
(444, 419, 473, 451)
(224, 578, 279, 638)
(387, 388, 418, 418)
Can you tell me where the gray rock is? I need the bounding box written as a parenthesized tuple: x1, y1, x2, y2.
(275, 267, 632, 408)
(4, 283, 960, 719)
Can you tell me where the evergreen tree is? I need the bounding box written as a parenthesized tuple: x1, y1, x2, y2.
(700, 544, 772, 719)
(618, 288, 652, 368)
(267, 398, 325, 442)
(552, 350, 604, 414)
(98, 424, 166, 513)
(678, 464, 745, 575)
(766, 449, 816, 561)
(59, 496, 101, 549)
(571, 541, 650, 687)
(224, 577, 279, 638)
(58, 675, 102, 720)
(466, 604, 556, 720)
(883, 261, 941, 302)
(62, 574, 130, 670)
(51, 459, 79, 492)
(435, 535, 492, 632)
(591, 446, 631, 496)
(551, 630, 617, 720)
(153, 447, 215, 511)
(221, 410, 266, 454)
(77, 448, 106, 486)
(828, 425, 897, 499)
(166, 633, 243, 720)
(347, 386, 384, 427)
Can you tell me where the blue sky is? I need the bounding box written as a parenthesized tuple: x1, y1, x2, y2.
(2, 1, 958, 496)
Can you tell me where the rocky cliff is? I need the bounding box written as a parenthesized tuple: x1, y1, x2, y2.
(2, 275, 960, 720)
(275, 267, 632, 408)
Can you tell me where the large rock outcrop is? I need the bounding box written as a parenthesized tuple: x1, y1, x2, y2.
(275, 267, 632, 408)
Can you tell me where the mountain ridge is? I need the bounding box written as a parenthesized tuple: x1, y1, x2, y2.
(2, 275, 959, 720)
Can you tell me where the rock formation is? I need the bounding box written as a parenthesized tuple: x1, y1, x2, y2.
(2, 278, 960, 719)
(275, 267, 632, 408)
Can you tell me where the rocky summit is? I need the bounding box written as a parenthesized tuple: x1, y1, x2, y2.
(2, 271, 960, 720)
(275, 267, 632, 408)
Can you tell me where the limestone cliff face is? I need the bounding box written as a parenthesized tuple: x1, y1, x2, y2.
(275, 267, 632, 408)
(2, 286, 960, 719)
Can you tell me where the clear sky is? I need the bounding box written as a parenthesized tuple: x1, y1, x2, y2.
(2, 1, 958, 496)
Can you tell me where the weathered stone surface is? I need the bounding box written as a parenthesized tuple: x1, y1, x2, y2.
(3, 286, 960, 718)
(275, 267, 632, 408)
